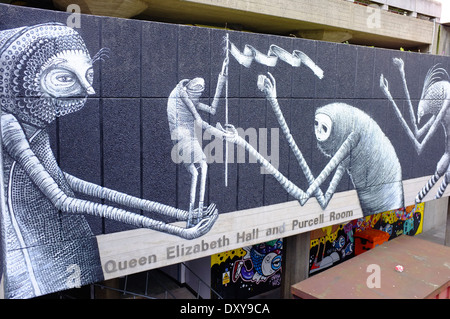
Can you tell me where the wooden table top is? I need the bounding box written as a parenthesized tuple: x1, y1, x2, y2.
(291, 235, 450, 299)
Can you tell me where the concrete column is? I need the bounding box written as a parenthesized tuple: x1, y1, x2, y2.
(281, 232, 310, 299)
(422, 197, 448, 233)
(446, 199, 450, 247)
(296, 30, 353, 43)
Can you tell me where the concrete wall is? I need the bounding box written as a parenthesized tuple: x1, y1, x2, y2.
(370, 0, 442, 18)
(423, 198, 448, 232)
(438, 24, 450, 55)
(178, 0, 436, 47)
(0, 3, 449, 298)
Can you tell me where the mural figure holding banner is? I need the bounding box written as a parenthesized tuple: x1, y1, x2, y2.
(168, 57, 235, 227)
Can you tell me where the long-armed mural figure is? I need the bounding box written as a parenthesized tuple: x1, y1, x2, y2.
(380, 58, 450, 202)
(260, 73, 404, 215)
(0, 23, 217, 298)
(222, 40, 404, 216)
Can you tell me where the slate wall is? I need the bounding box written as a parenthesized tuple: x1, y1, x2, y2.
(1, 4, 450, 298)
(1, 4, 449, 236)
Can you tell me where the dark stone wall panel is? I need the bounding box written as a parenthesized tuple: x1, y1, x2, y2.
(142, 98, 178, 219)
(102, 98, 141, 233)
(291, 38, 318, 98)
(336, 43, 357, 99)
(237, 98, 266, 210)
(141, 22, 178, 98)
(100, 18, 141, 98)
(315, 42, 337, 99)
(355, 46, 375, 99)
(1, 2, 450, 246)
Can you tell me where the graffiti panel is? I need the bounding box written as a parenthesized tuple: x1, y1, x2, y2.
(211, 239, 283, 299)
(309, 203, 424, 275)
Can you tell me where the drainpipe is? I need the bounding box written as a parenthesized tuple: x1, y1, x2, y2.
(430, 17, 436, 54)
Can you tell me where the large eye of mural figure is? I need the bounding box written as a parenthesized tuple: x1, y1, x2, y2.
(314, 114, 332, 142)
(256, 252, 282, 278)
(41, 68, 83, 97)
(186, 77, 206, 94)
(86, 67, 94, 85)
(40, 51, 96, 98)
(0, 23, 224, 299)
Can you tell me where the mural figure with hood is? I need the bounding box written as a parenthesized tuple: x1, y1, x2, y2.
(0, 23, 217, 298)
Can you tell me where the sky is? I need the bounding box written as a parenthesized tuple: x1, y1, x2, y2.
(436, 0, 449, 23)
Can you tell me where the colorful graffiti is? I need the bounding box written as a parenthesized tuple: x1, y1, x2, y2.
(211, 239, 282, 299)
(309, 203, 424, 275)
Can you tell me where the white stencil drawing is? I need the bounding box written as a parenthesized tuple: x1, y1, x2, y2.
(168, 56, 234, 227)
(380, 57, 450, 202)
(229, 41, 324, 79)
(224, 73, 404, 216)
(168, 36, 326, 225)
(221, 38, 404, 216)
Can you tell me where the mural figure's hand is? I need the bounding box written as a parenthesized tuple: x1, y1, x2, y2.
(216, 122, 237, 141)
(182, 207, 218, 239)
(380, 74, 390, 97)
(393, 57, 405, 72)
(221, 56, 229, 76)
(257, 72, 277, 100)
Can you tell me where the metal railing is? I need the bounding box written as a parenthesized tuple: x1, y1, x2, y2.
(181, 262, 223, 299)
(92, 263, 223, 299)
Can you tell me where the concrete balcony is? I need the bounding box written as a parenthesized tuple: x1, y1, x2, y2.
(52, 0, 441, 49)
(141, 0, 441, 49)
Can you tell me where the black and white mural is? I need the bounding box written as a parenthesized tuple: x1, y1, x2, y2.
(380, 58, 450, 202)
(0, 4, 449, 298)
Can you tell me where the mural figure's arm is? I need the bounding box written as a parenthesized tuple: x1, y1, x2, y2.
(392, 58, 436, 139)
(197, 57, 229, 115)
(63, 172, 216, 221)
(225, 132, 310, 205)
(380, 73, 444, 155)
(225, 125, 358, 209)
(257, 72, 329, 207)
(178, 82, 235, 139)
(393, 58, 420, 134)
(302, 135, 358, 201)
(1, 113, 216, 239)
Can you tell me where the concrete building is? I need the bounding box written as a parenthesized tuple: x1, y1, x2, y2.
(44, 0, 447, 53)
(4, 0, 447, 52)
(0, 0, 449, 300)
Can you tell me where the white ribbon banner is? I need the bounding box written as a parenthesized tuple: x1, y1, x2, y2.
(229, 42, 324, 79)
